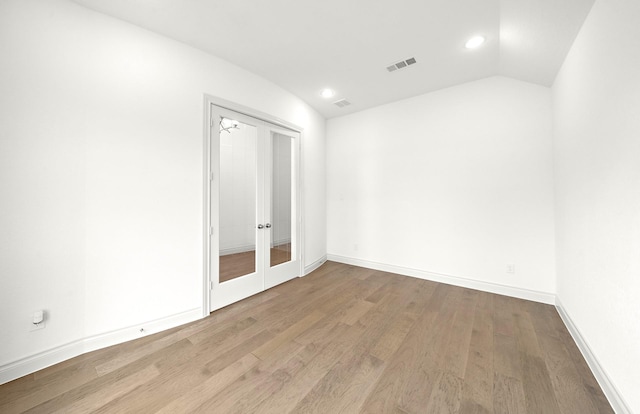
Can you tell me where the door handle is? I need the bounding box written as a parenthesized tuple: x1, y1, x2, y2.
(257, 224, 264, 229)
(265, 223, 272, 228)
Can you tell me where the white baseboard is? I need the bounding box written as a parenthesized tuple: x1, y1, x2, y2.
(220, 244, 255, 256)
(220, 239, 291, 256)
(555, 299, 631, 414)
(304, 255, 327, 275)
(0, 308, 202, 386)
(326, 254, 555, 304)
(271, 238, 292, 248)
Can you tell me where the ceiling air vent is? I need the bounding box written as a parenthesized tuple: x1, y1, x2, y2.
(333, 99, 351, 108)
(387, 57, 417, 72)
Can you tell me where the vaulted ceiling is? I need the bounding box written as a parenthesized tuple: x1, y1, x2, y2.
(73, 0, 595, 118)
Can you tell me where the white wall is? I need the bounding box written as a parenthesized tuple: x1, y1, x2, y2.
(327, 76, 556, 298)
(219, 123, 258, 254)
(0, 0, 325, 378)
(218, 129, 293, 254)
(553, 0, 640, 410)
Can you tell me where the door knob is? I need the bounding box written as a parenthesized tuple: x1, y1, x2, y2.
(257, 224, 264, 229)
(265, 223, 272, 228)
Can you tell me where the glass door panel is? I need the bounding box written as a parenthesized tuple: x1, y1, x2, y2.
(218, 117, 258, 283)
(209, 104, 299, 312)
(270, 132, 293, 268)
(264, 127, 299, 290)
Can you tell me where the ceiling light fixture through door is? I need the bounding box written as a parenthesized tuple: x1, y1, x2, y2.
(320, 88, 335, 99)
(219, 118, 239, 134)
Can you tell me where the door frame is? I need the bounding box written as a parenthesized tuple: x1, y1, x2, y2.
(202, 95, 305, 317)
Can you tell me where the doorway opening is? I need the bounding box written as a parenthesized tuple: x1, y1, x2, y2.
(203, 98, 303, 313)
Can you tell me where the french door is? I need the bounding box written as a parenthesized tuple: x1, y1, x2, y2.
(208, 105, 300, 312)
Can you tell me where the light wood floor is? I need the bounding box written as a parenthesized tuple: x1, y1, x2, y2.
(220, 243, 292, 282)
(0, 261, 613, 413)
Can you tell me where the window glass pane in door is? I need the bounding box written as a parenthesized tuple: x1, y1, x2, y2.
(270, 132, 293, 267)
(219, 117, 258, 282)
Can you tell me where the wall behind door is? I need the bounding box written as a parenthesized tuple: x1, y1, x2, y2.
(219, 125, 258, 254)
(218, 129, 294, 254)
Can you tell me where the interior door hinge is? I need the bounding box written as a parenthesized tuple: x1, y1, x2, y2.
(210, 172, 214, 181)
(209, 226, 213, 236)
(210, 280, 213, 290)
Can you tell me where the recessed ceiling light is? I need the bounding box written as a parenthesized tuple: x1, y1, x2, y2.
(320, 88, 335, 99)
(465, 35, 485, 49)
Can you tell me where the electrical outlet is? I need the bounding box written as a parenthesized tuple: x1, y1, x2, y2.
(30, 310, 46, 331)
(507, 264, 516, 274)
(30, 321, 46, 331)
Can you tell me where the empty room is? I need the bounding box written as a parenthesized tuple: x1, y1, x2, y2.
(0, 0, 638, 413)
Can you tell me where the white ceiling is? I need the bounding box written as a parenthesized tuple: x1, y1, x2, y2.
(72, 0, 595, 119)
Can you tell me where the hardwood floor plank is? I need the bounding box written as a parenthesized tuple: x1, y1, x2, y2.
(369, 310, 416, 362)
(154, 353, 260, 414)
(425, 370, 464, 414)
(0, 338, 133, 408)
(214, 340, 312, 414)
(200, 329, 277, 376)
(94, 317, 215, 376)
(19, 338, 193, 414)
(493, 294, 516, 337)
(442, 289, 479, 377)
(510, 299, 562, 413)
(558, 328, 616, 413)
(494, 333, 522, 381)
(295, 283, 400, 346)
(363, 272, 407, 303)
(521, 354, 562, 414)
(91, 323, 272, 413)
(204, 289, 281, 325)
(0, 261, 614, 414)
(186, 316, 257, 346)
(0, 367, 98, 414)
(251, 310, 325, 359)
(536, 333, 601, 414)
(290, 284, 420, 413)
(461, 291, 494, 413)
(290, 352, 385, 414)
(50, 364, 160, 414)
(533, 303, 614, 413)
(512, 300, 544, 358)
(250, 325, 366, 413)
(397, 286, 460, 413)
(314, 278, 380, 315)
(493, 373, 526, 414)
(361, 284, 450, 413)
(251, 272, 358, 334)
(206, 322, 365, 413)
(338, 299, 375, 326)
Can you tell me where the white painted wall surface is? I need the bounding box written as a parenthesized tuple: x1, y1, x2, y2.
(219, 124, 258, 254)
(218, 129, 294, 254)
(553, 0, 640, 410)
(0, 0, 325, 375)
(327, 76, 556, 295)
